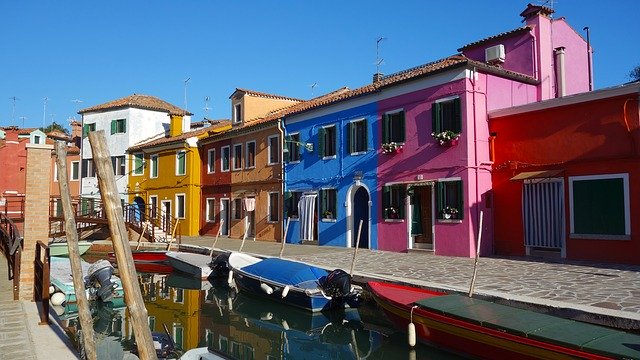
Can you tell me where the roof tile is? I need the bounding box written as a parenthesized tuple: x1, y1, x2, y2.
(78, 94, 192, 116)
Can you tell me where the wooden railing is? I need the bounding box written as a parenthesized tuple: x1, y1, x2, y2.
(0, 211, 22, 300)
(0, 195, 25, 222)
(34, 241, 50, 325)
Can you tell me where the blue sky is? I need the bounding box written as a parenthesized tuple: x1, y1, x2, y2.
(1, 1, 638, 131)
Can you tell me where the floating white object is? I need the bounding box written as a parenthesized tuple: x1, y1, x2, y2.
(49, 285, 55, 294)
(227, 270, 234, 285)
(408, 322, 416, 347)
(260, 283, 274, 295)
(282, 320, 290, 330)
(281, 285, 290, 298)
(50, 292, 66, 306)
(260, 312, 273, 321)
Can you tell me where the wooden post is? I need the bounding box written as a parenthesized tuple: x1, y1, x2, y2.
(349, 220, 363, 276)
(209, 219, 223, 257)
(88, 131, 157, 360)
(468, 211, 484, 297)
(239, 215, 248, 252)
(279, 217, 290, 258)
(55, 141, 97, 360)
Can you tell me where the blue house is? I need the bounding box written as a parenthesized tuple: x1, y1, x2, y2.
(282, 93, 379, 249)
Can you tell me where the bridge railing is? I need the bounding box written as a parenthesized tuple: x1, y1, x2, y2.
(0, 211, 23, 300)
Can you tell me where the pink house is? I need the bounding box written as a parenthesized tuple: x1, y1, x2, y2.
(376, 4, 591, 257)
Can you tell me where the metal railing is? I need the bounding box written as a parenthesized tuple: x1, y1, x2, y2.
(0, 211, 23, 300)
(34, 241, 50, 325)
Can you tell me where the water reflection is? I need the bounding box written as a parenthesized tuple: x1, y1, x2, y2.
(61, 270, 466, 359)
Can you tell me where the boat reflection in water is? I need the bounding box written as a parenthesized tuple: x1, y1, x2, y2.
(60, 269, 466, 359)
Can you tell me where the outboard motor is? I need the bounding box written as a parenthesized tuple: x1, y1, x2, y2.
(319, 269, 352, 298)
(85, 259, 117, 303)
(208, 252, 231, 277)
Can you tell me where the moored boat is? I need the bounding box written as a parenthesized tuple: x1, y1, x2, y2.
(48, 240, 92, 257)
(166, 251, 214, 279)
(368, 281, 640, 359)
(107, 249, 168, 264)
(228, 252, 361, 312)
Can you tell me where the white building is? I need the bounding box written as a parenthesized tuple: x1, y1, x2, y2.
(78, 94, 191, 201)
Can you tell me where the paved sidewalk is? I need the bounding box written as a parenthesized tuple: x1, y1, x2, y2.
(178, 235, 640, 329)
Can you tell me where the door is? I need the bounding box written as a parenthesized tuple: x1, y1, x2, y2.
(411, 185, 433, 250)
(523, 179, 565, 254)
(149, 196, 158, 222)
(161, 200, 171, 231)
(133, 196, 145, 223)
(245, 197, 256, 238)
(220, 199, 230, 236)
(352, 187, 369, 248)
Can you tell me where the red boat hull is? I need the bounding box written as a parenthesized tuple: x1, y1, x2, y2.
(368, 281, 613, 360)
(108, 250, 168, 264)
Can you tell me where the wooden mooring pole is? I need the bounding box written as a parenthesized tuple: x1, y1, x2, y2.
(55, 141, 97, 360)
(88, 131, 157, 360)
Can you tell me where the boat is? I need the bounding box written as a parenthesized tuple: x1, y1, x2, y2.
(228, 252, 362, 312)
(178, 347, 227, 360)
(48, 240, 92, 257)
(107, 249, 168, 263)
(49, 256, 125, 314)
(368, 281, 640, 359)
(166, 251, 214, 279)
(132, 261, 173, 274)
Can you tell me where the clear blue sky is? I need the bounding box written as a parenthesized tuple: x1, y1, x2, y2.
(1, 1, 638, 131)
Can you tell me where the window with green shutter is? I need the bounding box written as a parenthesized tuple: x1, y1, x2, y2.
(83, 123, 96, 136)
(382, 110, 405, 144)
(284, 191, 302, 219)
(285, 133, 301, 163)
(320, 188, 337, 219)
(570, 175, 628, 236)
(348, 119, 367, 154)
(133, 153, 144, 175)
(318, 125, 336, 158)
(383, 185, 405, 219)
(110, 119, 126, 134)
(436, 180, 463, 220)
(176, 150, 186, 175)
(432, 97, 461, 135)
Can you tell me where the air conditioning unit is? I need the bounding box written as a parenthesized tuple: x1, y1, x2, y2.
(485, 44, 505, 65)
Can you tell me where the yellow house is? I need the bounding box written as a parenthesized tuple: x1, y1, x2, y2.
(127, 115, 229, 237)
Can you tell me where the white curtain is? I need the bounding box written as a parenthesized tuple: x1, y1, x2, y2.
(298, 194, 317, 241)
(523, 180, 564, 248)
(244, 197, 255, 212)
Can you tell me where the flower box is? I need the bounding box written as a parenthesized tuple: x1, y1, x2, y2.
(431, 131, 460, 146)
(381, 142, 404, 154)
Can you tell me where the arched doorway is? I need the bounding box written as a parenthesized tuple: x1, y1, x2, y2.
(133, 196, 145, 223)
(352, 187, 369, 248)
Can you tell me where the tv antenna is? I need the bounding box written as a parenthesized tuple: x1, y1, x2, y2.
(309, 83, 318, 97)
(42, 97, 49, 129)
(9, 96, 19, 124)
(19, 116, 27, 127)
(376, 37, 386, 75)
(184, 77, 191, 113)
(204, 96, 211, 117)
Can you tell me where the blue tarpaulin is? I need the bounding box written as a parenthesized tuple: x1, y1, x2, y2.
(242, 258, 328, 287)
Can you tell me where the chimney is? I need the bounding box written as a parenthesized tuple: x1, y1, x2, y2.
(520, 3, 554, 22)
(554, 47, 566, 97)
(372, 73, 384, 83)
(169, 114, 183, 137)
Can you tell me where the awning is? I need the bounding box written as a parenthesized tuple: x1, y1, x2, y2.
(510, 170, 564, 181)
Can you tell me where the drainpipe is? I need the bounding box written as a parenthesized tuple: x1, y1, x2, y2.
(583, 27, 593, 91)
(277, 118, 286, 243)
(554, 47, 566, 97)
(471, 67, 481, 257)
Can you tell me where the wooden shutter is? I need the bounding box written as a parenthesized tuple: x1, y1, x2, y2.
(453, 98, 461, 133)
(398, 186, 406, 219)
(399, 111, 406, 142)
(83, 124, 89, 136)
(122, 120, 127, 133)
(382, 186, 390, 219)
(364, 119, 369, 151)
(382, 114, 390, 144)
(456, 180, 464, 219)
(283, 135, 291, 163)
(431, 102, 441, 134)
(436, 182, 445, 218)
(110, 120, 116, 135)
(284, 191, 291, 218)
(318, 128, 325, 157)
(348, 122, 355, 153)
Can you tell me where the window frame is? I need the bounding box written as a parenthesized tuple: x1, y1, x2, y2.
(318, 124, 337, 158)
(267, 135, 280, 165)
(320, 188, 337, 220)
(175, 193, 186, 219)
(382, 184, 406, 220)
(221, 146, 230, 172)
(132, 153, 144, 176)
(112, 155, 126, 176)
(382, 109, 406, 144)
(436, 178, 463, 221)
(150, 154, 159, 178)
(232, 143, 243, 171)
(432, 96, 462, 135)
(232, 198, 243, 220)
(245, 141, 256, 169)
(83, 123, 96, 137)
(207, 148, 216, 174)
(111, 118, 127, 134)
(176, 150, 186, 176)
(285, 133, 301, 163)
(70, 161, 80, 181)
(284, 191, 302, 220)
(233, 103, 242, 124)
(267, 192, 279, 223)
(206, 197, 216, 223)
(348, 118, 368, 154)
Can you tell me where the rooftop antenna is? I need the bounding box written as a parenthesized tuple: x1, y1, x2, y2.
(309, 83, 318, 97)
(376, 37, 386, 75)
(9, 96, 19, 124)
(204, 96, 210, 118)
(183, 77, 191, 113)
(19, 116, 27, 128)
(42, 97, 49, 129)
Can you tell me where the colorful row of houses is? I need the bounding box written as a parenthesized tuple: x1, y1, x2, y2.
(3, 4, 639, 264)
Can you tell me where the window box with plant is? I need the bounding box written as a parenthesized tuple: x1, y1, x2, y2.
(381, 142, 403, 154)
(322, 210, 333, 219)
(441, 206, 459, 219)
(431, 130, 460, 146)
(385, 206, 400, 219)
(432, 97, 461, 146)
(437, 180, 463, 221)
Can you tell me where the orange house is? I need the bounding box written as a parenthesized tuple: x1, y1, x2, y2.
(490, 82, 640, 264)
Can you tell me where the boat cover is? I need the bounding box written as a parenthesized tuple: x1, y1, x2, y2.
(241, 258, 327, 288)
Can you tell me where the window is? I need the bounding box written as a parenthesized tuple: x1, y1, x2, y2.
(176, 194, 185, 219)
(219, 336, 229, 353)
(33, 135, 41, 144)
(110, 119, 126, 134)
(246, 141, 256, 169)
(268, 192, 279, 222)
(349, 119, 368, 154)
(133, 153, 144, 175)
(383, 185, 406, 219)
(432, 97, 461, 135)
(221, 146, 230, 172)
(206, 198, 216, 222)
(150, 155, 158, 178)
(569, 174, 629, 237)
(232, 198, 243, 220)
(285, 133, 301, 163)
(268, 135, 279, 165)
(320, 188, 337, 219)
(318, 125, 336, 158)
(70, 161, 80, 181)
(176, 150, 186, 175)
(81, 159, 96, 177)
(233, 144, 243, 170)
(149, 195, 158, 219)
(173, 324, 184, 350)
(436, 179, 463, 220)
(233, 103, 242, 124)
(148, 316, 156, 331)
(206, 329, 214, 348)
(83, 123, 96, 136)
(207, 149, 215, 173)
(383, 110, 406, 144)
(284, 191, 302, 219)
(111, 156, 126, 176)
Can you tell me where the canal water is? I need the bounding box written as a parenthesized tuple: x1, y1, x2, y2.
(59, 266, 468, 359)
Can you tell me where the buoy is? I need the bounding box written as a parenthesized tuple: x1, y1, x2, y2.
(227, 270, 234, 285)
(50, 292, 66, 306)
(52, 304, 65, 316)
(260, 312, 273, 320)
(408, 305, 418, 347)
(260, 283, 274, 295)
(49, 285, 55, 294)
(281, 285, 290, 298)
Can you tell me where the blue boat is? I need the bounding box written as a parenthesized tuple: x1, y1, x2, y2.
(228, 252, 361, 312)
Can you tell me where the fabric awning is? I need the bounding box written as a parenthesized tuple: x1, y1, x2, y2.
(510, 170, 564, 181)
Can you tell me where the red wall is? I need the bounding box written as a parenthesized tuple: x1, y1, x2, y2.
(199, 138, 232, 236)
